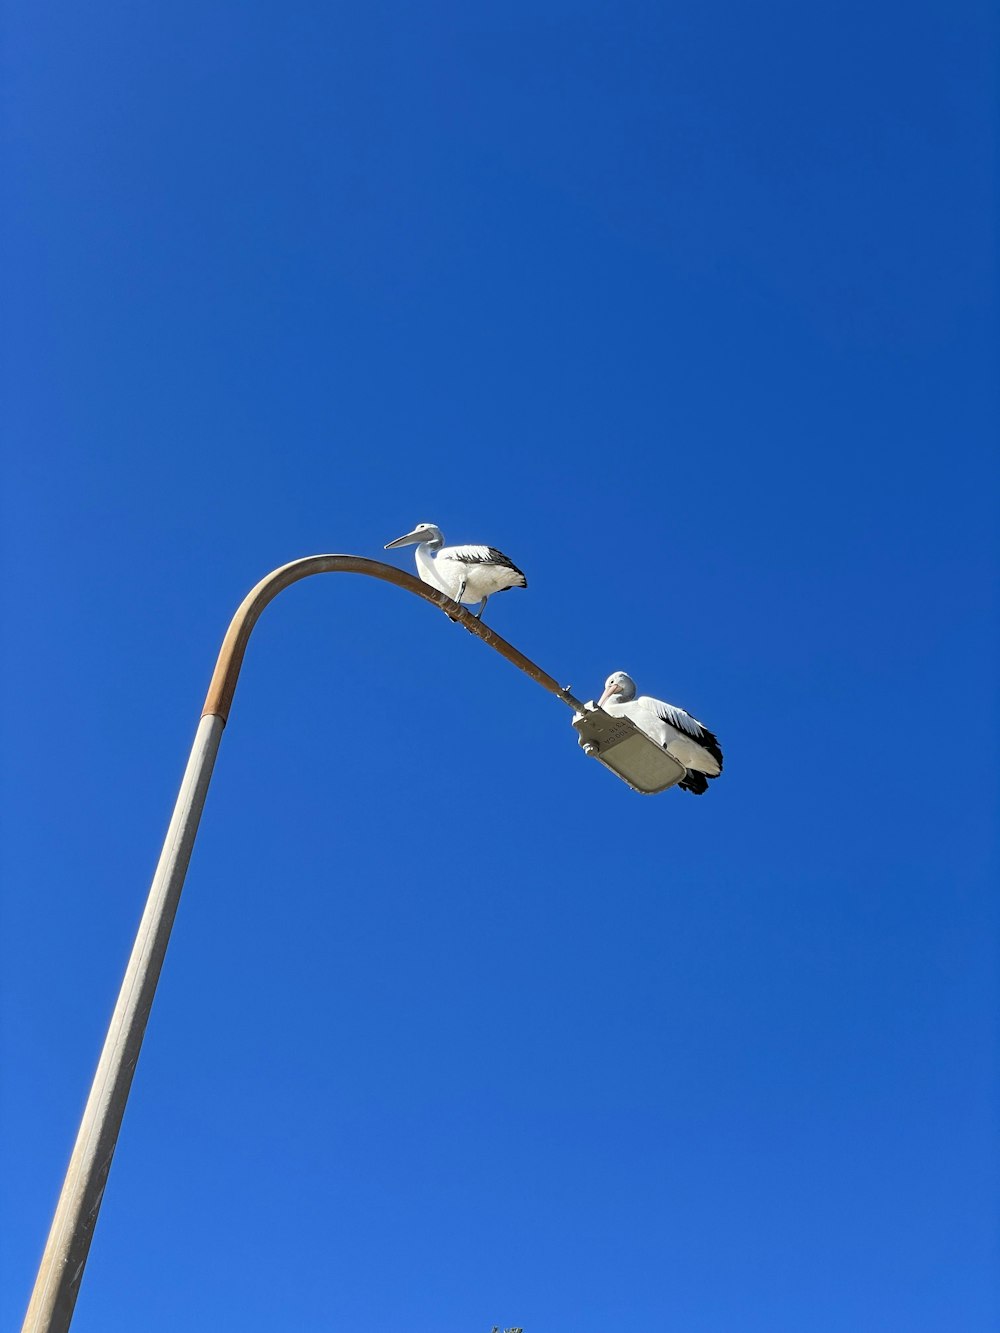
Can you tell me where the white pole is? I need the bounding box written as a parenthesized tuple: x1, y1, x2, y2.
(22, 714, 225, 1333)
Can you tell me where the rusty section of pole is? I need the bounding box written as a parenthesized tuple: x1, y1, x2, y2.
(202, 554, 584, 723)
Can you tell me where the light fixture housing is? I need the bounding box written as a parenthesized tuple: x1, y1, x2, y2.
(572, 706, 686, 795)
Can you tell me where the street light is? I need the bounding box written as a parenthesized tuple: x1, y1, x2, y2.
(572, 708, 686, 794)
(20, 552, 657, 1333)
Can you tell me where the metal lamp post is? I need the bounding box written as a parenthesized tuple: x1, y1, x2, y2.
(22, 552, 681, 1332)
(21, 555, 586, 1333)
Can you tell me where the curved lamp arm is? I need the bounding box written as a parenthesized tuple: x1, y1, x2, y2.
(202, 554, 584, 722)
(23, 555, 583, 1333)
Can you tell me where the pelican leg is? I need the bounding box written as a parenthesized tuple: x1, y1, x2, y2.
(474, 597, 488, 620)
(444, 575, 468, 622)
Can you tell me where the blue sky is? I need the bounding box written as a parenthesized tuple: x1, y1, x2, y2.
(2, 1, 997, 1329)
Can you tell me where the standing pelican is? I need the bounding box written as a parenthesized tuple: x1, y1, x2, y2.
(384, 522, 527, 620)
(594, 671, 724, 795)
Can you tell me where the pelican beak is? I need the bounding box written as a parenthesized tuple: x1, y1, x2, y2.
(384, 527, 423, 550)
(597, 682, 617, 709)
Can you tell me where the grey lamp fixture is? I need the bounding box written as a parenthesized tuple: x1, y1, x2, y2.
(572, 707, 687, 794)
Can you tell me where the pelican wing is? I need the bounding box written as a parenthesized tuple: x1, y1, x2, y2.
(444, 544, 527, 583)
(647, 699, 724, 771)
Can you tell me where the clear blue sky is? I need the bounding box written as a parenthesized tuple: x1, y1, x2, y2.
(2, 2, 996, 1329)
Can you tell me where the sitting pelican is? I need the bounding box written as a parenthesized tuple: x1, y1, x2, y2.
(593, 671, 724, 795)
(384, 521, 527, 620)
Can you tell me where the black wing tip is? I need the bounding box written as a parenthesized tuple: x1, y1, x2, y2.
(678, 770, 711, 795)
(485, 547, 527, 579)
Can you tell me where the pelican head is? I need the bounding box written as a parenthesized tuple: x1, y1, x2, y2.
(598, 671, 637, 707)
(384, 521, 444, 551)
